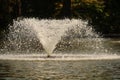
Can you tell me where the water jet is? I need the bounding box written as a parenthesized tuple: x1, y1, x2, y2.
(0, 18, 119, 59)
(3, 18, 97, 55)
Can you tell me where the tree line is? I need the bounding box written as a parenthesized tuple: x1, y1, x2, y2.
(0, 0, 120, 37)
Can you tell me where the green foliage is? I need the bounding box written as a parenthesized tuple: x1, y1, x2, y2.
(71, 0, 120, 34)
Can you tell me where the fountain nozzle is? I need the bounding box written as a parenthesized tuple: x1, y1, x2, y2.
(47, 54, 51, 58)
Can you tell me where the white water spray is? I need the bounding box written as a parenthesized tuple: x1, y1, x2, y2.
(4, 18, 101, 56)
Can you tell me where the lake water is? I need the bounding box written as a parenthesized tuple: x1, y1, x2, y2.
(0, 59, 120, 80)
(0, 38, 120, 80)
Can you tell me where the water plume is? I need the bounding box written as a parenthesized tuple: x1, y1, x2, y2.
(2, 18, 101, 56)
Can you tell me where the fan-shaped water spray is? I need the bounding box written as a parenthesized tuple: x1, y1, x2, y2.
(0, 18, 119, 60)
(3, 18, 101, 56)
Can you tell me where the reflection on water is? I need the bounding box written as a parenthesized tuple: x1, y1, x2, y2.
(0, 60, 120, 80)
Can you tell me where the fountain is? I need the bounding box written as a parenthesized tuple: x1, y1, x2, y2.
(0, 18, 120, 80)
(0, 18, 120, 60)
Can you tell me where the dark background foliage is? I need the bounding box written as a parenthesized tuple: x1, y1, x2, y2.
(0, 0, 120, 37)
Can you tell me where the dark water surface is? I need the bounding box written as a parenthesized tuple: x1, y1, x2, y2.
(0, 59, 120, 80)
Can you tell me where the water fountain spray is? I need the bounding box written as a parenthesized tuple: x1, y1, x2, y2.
(2, 18, 100, 57)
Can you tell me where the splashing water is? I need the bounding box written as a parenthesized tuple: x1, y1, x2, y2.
(1, 18, 105, 56)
